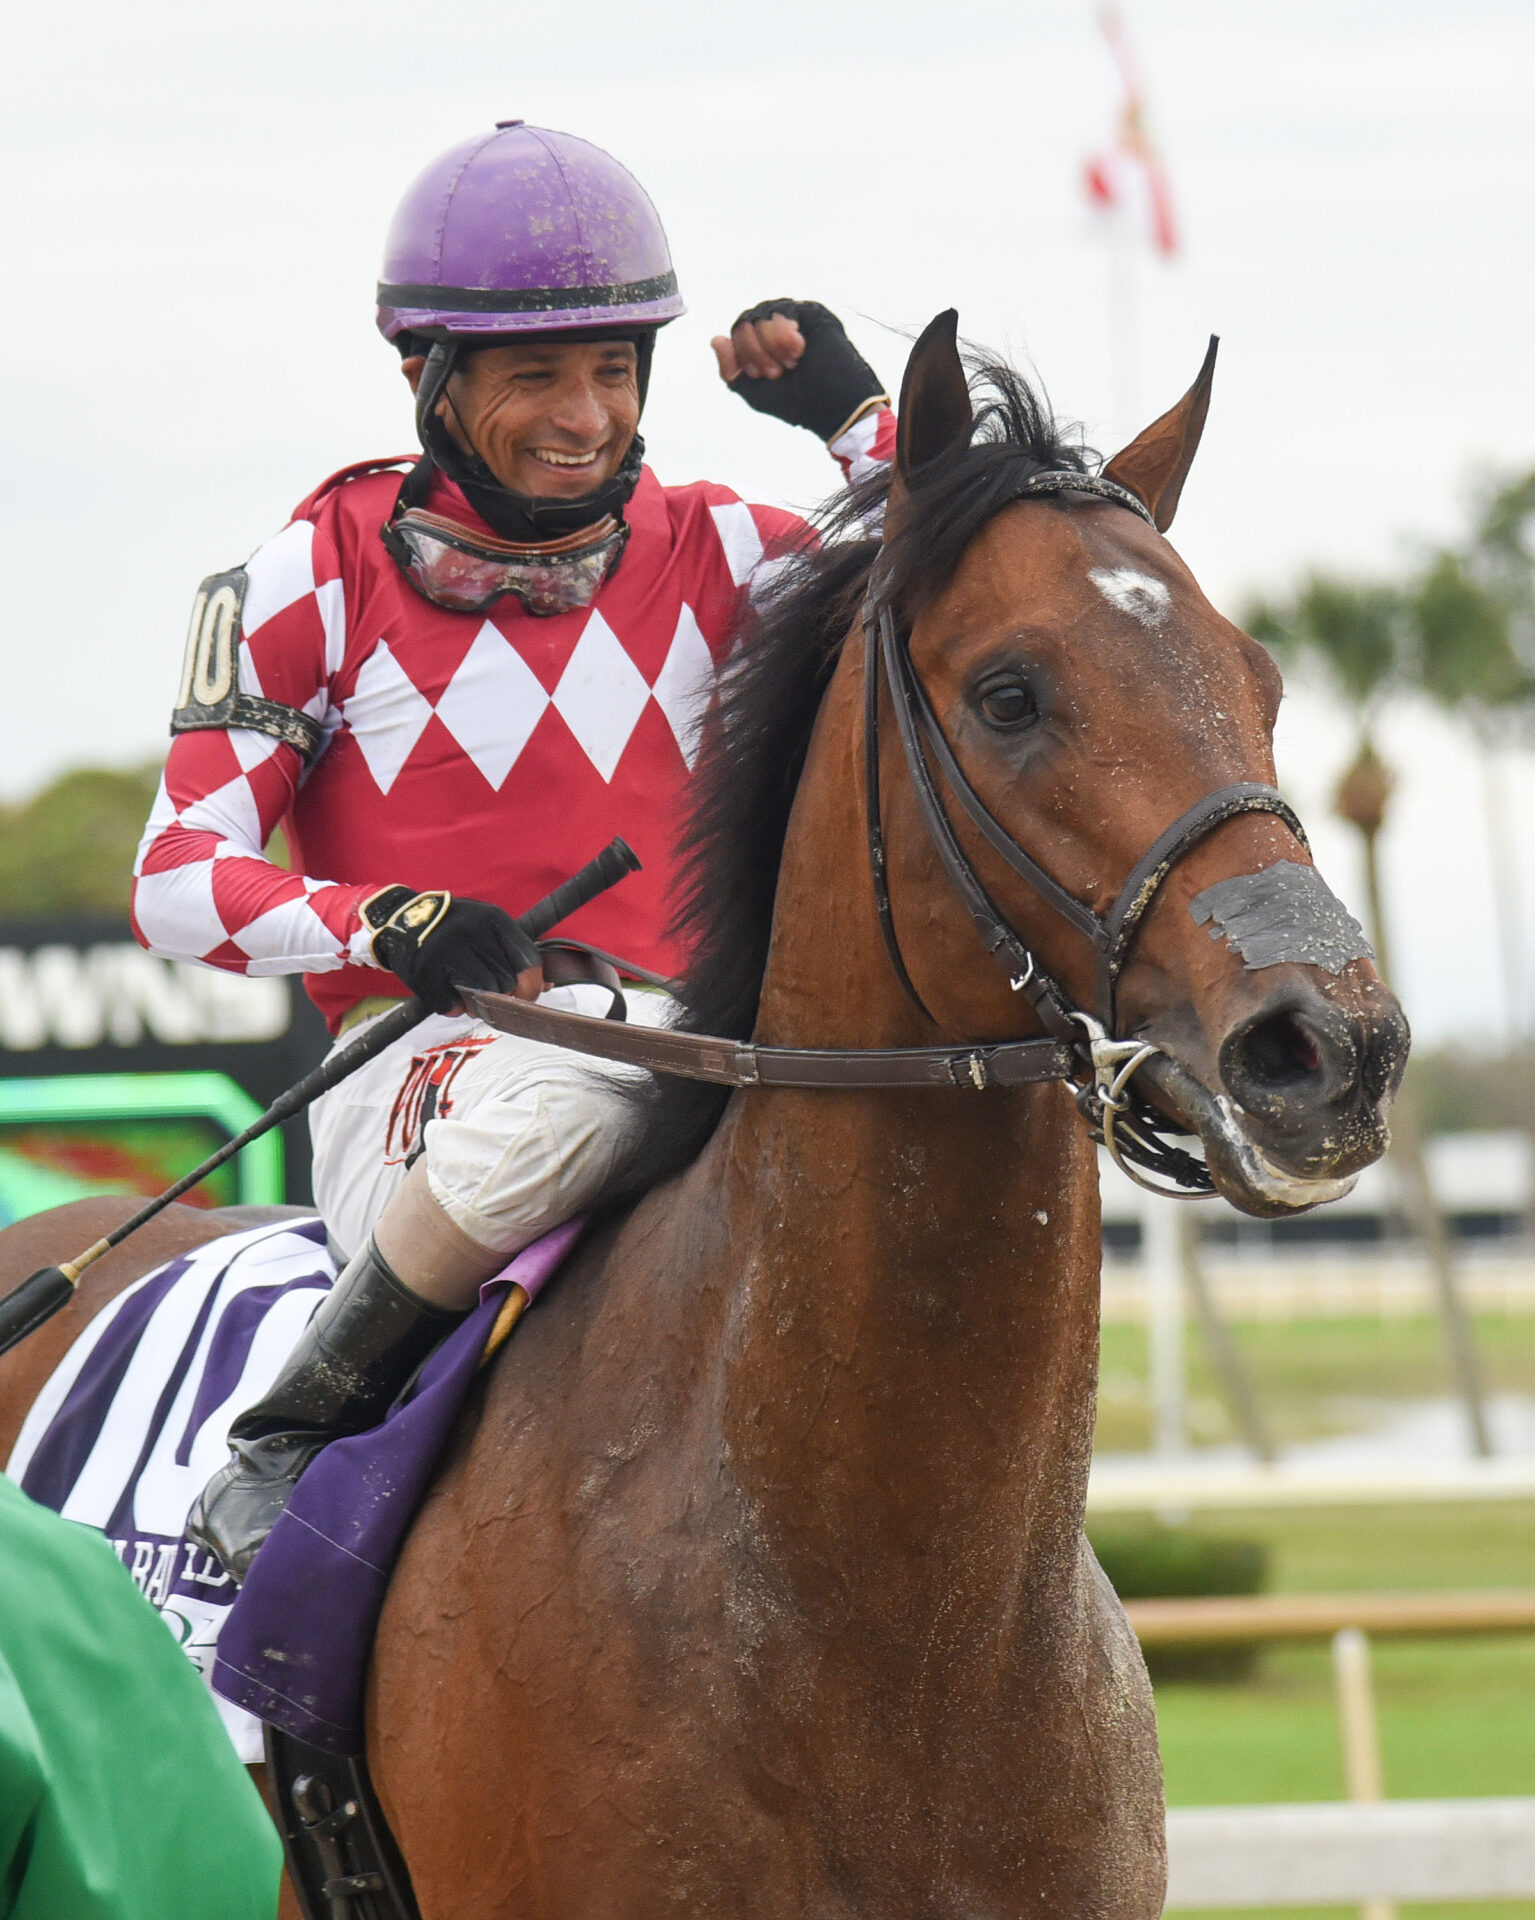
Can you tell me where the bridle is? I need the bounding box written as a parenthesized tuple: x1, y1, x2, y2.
(466, 467, 1310, 1200)
(861, 467, 1308, 1194)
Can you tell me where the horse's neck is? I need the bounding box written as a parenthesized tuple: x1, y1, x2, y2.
(702, 647, 1102, 1625)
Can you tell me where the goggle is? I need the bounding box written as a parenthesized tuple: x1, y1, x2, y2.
(381, 505, 629, 616)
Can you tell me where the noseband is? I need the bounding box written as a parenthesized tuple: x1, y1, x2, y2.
(862, 467, 1307, 1194)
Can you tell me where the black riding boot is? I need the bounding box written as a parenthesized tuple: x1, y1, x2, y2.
(186, 1238, 466, 1584)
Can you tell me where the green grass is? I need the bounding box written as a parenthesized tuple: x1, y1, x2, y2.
(1095, 1311, 1535, 1452)
(1160, 1637, 1535, 1802)
(1092, 1319, 1535, 1908)
(1149, 1503, 1535, 1917)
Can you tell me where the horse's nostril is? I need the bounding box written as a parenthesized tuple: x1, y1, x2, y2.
(1234, 1011, 1324, 1090)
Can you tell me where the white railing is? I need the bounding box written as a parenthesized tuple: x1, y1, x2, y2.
(1131, 1591, 1535, 1914)
(1166, 1798, 1535, 1908)
(1102, 1252, 1535, 1324)
(1089, 1453, 1535, 1511)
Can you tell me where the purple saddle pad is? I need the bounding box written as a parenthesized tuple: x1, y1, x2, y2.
(212, 1218, 583, 1755)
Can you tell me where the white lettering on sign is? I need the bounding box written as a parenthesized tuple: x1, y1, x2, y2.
(0, 946, 290, 1050)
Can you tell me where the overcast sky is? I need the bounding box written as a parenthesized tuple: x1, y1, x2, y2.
(3, 0, 1532, 1043)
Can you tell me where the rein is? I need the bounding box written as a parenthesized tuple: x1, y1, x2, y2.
(460, 988, 1075, 1091)
(466, 467, 1307, 1198)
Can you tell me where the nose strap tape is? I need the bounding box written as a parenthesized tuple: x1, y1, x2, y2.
(1190, 859, 1373, 974)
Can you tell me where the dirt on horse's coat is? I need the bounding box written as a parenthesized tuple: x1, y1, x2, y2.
(0, 318, 1406, 1919)
(361, 323, 1401, 1917)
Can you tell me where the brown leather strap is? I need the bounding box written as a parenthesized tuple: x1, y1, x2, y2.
(459, 987, 1077, 1091)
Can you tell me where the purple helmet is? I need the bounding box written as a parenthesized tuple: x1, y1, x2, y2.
(376, 122, 685, 343)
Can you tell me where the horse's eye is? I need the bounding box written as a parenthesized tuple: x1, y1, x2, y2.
(978, 679, 1038, 729)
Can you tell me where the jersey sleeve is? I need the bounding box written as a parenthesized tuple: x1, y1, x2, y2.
(828, 403, 898, 485)
(131, 517, 380, 976)
(725, 403, 895, 587)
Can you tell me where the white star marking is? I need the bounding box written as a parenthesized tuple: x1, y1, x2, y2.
(1089, 567, 1172, 630)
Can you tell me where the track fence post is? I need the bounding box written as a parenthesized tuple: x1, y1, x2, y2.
(1143, 1199, 1187, 1466)
(1331, 1626, 1394, 1920)
(1176, 1208, 1276, 1463)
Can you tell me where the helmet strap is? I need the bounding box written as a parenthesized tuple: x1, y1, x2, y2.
(412, 335, 653, 543)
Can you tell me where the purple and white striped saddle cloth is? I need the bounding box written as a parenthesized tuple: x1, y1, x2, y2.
(4, 1214, 582, 1762)
(4, 1220, 337, 1761)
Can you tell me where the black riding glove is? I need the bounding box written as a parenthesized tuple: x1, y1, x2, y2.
(361, 887, 540, 1016)
(726, 299, 889, 444)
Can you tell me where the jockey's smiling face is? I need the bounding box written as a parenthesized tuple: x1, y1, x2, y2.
(402, 339, 641, 501)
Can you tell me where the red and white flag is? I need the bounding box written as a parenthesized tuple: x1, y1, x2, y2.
(1082, 4, 1179, 258)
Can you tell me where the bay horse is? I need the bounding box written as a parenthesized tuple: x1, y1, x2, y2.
(0, 314, 1406, 1917)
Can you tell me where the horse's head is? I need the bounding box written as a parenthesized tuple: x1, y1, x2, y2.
(872, 312, 1407, 1217)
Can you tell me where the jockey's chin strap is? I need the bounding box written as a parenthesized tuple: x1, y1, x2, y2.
(465, 467, 1307, 1200)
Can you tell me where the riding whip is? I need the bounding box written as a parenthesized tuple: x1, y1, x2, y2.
(0, 838, 641, 1358)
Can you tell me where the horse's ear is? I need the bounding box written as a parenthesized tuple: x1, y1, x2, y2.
(1101, 335, 1219, 532)
(886, 310, 972, 533)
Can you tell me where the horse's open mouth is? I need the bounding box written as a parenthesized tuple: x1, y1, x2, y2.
(1137, 1050, 1366, 1219)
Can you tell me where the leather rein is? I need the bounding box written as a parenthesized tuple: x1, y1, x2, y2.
(465, 466, 1307, 1197)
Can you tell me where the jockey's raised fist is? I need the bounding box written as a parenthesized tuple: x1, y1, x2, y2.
(712, 300, 889, 445)
(362, 887, 543, 1015)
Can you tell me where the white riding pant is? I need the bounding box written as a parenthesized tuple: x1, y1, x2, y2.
(309, 985, 672, 1264)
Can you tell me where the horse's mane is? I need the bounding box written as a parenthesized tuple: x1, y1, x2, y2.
(608, 353, 1094, 1201)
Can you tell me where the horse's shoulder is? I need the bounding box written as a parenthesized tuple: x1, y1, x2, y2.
(0, 1201, 309, 1459)
(461, 1192, 692, 1475)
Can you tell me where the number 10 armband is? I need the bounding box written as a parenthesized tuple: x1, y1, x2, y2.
(170, 569, 326, 765)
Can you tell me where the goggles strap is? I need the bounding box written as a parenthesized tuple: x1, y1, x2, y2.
(413, 342, 649, 542)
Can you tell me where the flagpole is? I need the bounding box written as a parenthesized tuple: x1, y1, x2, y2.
(1085, 3, 1178, 444)
(1109, 188, 1137, 444)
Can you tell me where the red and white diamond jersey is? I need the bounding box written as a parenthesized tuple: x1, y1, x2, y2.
(132, 412, 894, 1033)
(829, 404, 897, 483)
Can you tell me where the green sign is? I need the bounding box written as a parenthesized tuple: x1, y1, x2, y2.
(0, 1073, 282, 1225)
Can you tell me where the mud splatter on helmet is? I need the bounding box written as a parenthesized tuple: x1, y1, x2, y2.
(377, 123, 685, 539)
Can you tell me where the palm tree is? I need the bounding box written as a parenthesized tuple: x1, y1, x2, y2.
(1470, 468, 1535, 603)
(1409, 474, 1535, 1037)
(1246, 576, 1495, 1458)
(1246, 578, 1410, 977)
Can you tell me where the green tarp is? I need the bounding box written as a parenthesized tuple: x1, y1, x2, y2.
(0, 1475, 280, 1919)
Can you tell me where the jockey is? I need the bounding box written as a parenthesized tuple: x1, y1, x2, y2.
(132, 121, 895, 1583)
